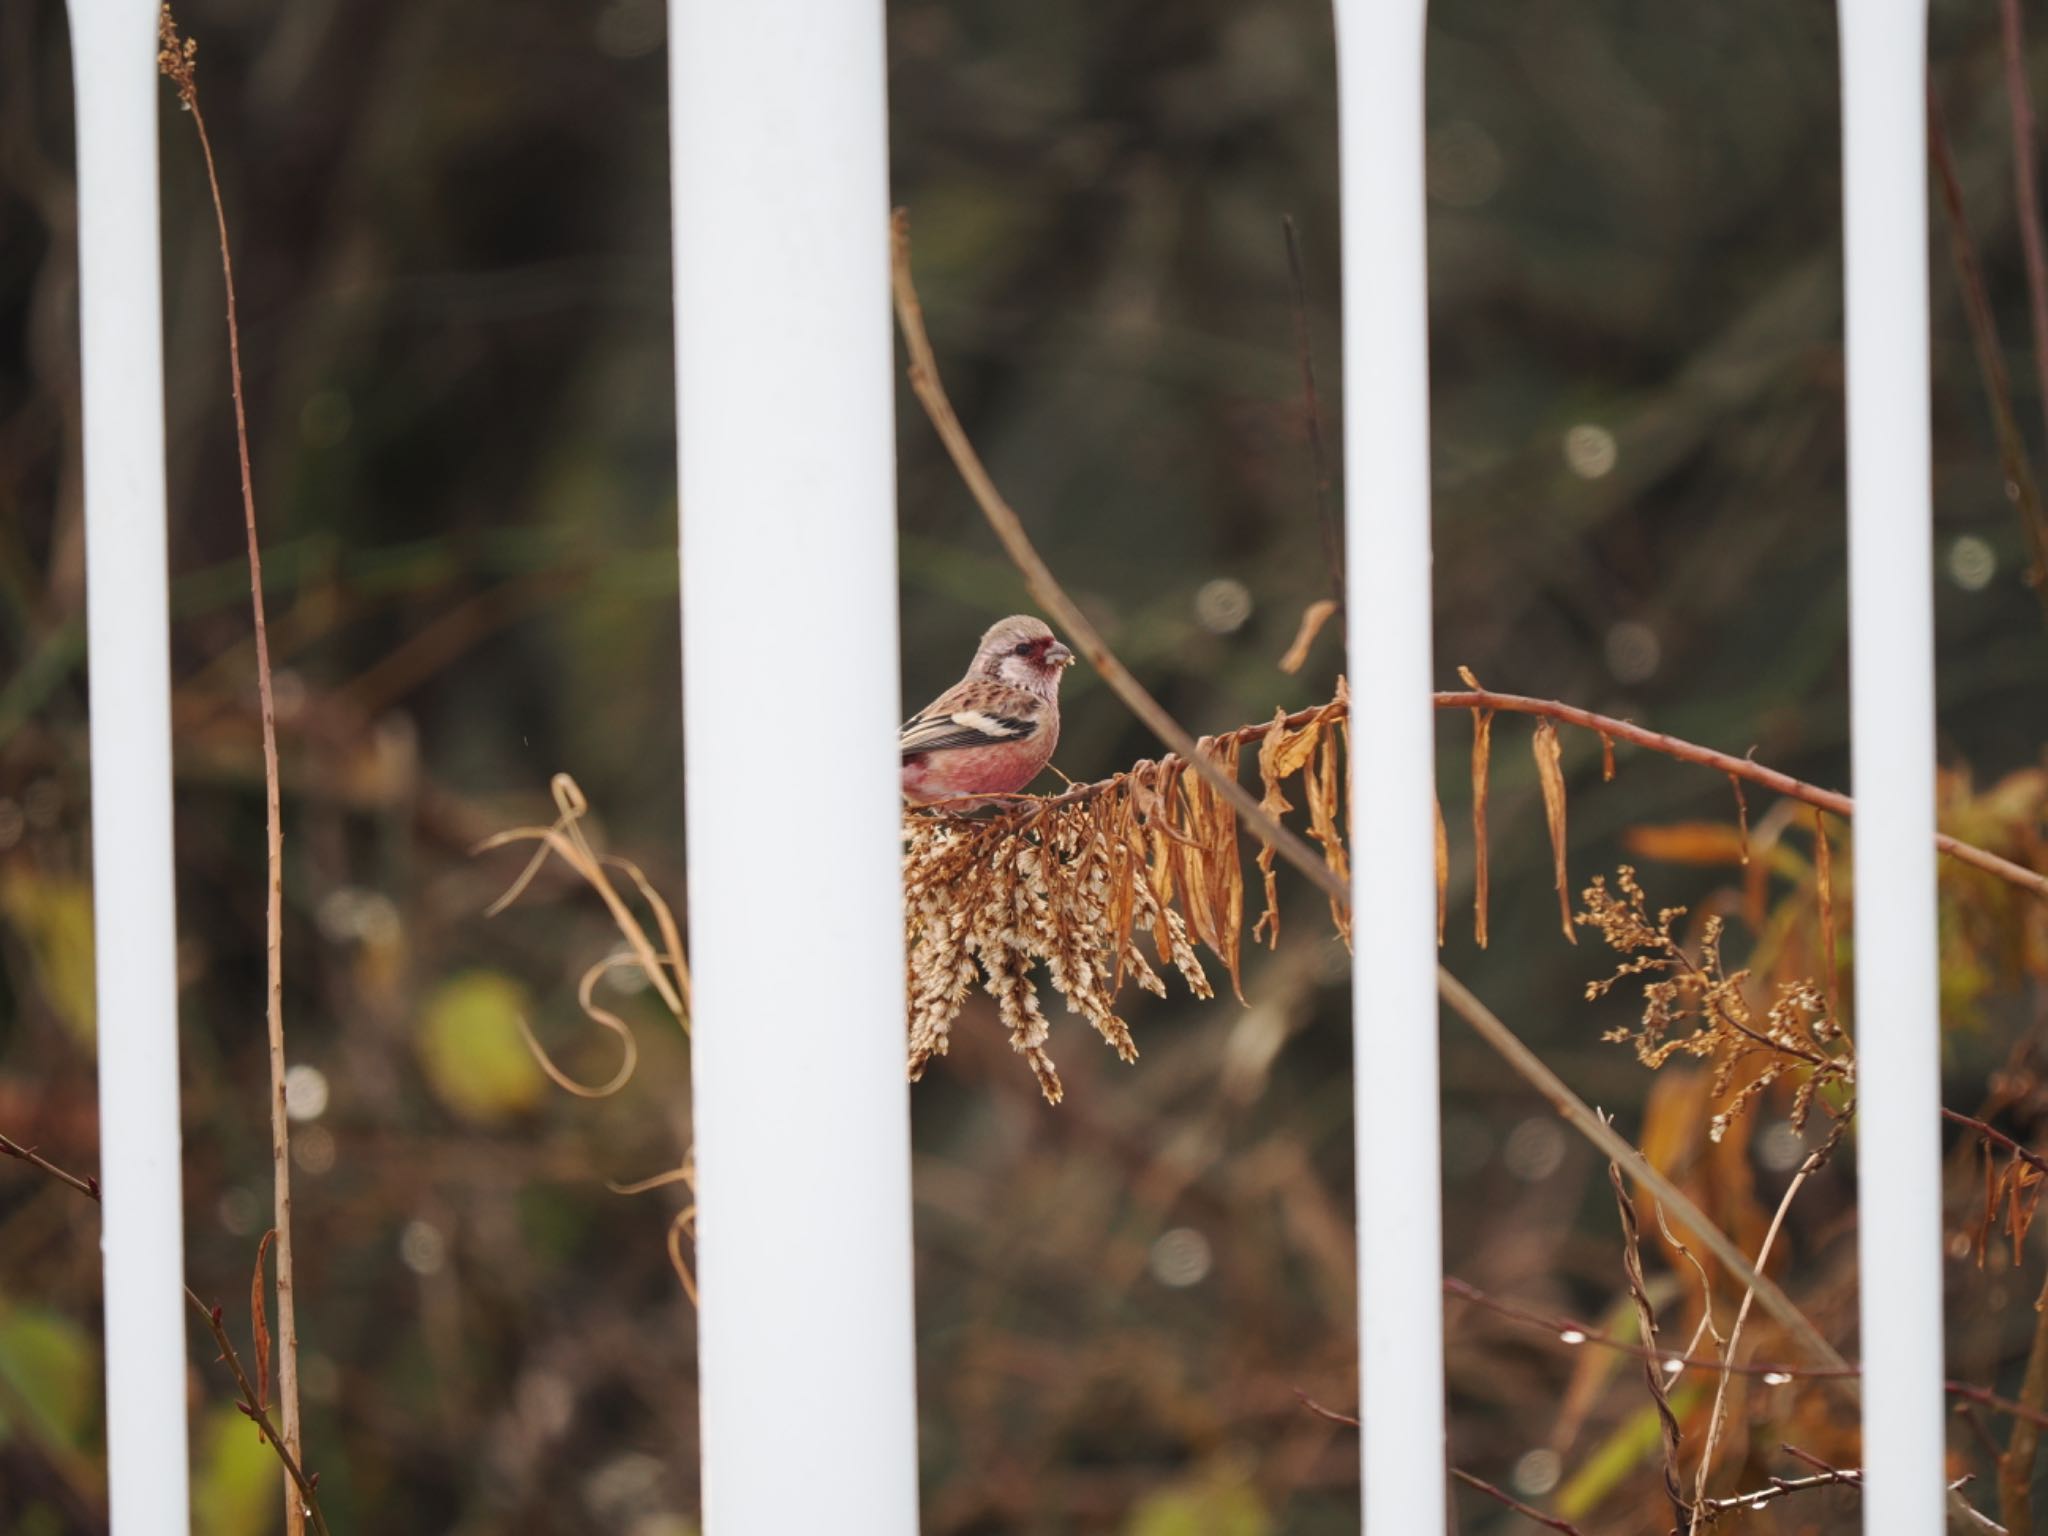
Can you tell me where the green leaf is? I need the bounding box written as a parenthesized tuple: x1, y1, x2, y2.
(415, 970, 545, 1124)
(192, 1399, 282, 1536)
(0, 871, 98, 1046)
(0, 1300, 99, 1451)
(1124, 1467, 1273, 1536)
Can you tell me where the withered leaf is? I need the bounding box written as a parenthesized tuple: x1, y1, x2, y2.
(1470, 707, 1493, 949)
(251, 1227, 277, 1419)
(1621, 822, 1751, 866)
(1278, 598, 1339, 675)
(1434, 794, 1449, 948)
(1531, 719, 1574, 944)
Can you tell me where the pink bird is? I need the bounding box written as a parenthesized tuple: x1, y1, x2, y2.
(901, 615, 1076, 807)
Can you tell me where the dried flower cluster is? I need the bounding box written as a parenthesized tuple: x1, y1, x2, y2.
(904, 696, 1350, 1102)
(1578, 866, 1853, 1141)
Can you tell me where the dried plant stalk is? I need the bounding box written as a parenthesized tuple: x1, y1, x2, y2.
(157, 14, 303, 1519)
(478, 774, 697, 1291)
(1609, 1160, 1686, 1517)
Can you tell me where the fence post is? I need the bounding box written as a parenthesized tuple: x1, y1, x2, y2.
(666, 3, 922, 1530)
(1333, 0, 1450, 1529)
(67, 0, 195, 1529)
(1839, 2, 1946, 1529)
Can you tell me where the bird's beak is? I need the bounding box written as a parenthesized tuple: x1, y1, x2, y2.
(1047, 642, 1076, 668)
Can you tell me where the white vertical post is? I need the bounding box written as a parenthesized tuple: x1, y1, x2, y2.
(1840, 3, 1945, 1530)
(1334, 0, 1449, 1529)
(667, 4, 921, 1532)
(67, 0, 194, 1529)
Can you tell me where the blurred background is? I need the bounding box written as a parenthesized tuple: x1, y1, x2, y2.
(2, 0, 2046, 1531)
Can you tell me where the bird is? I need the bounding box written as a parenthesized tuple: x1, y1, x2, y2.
(901, 615, 1076, 807)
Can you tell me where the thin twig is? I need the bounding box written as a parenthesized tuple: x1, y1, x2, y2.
(0, 1132, 332, 1534)
(158, 14, 303, 1524)
(2001, 1290, 2048, 1536)
(1451, 1468, 1587, 1534)
(1690, 1126, 1844, 1531)
(0, 1132, 100, 1201)
(1609, 1158, 1686, 1515)
(187, 1288, 333, 1536)
(1689, 1453, 1862, 1521)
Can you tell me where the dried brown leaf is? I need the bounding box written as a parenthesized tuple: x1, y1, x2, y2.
(1470, 707, 1494, 949)
(1434, 794, 1449, 948)
(1278, 598, 1339, 674)
(1304, 721, 1350, 945)
(251, 1228, 277, 1418)
(1622, 822, 1752, 866)
(1532, 719, 1575, 944)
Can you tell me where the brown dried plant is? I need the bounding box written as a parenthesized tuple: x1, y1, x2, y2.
(478, 774, 698, 1298)
(905, 692, 1350, 1103)
(1579, 866, 1854, 1142)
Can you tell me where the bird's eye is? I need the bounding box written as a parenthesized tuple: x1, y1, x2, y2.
(1012, 642, 1034, 657)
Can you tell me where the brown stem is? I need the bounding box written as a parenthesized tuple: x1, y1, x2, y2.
(1450, 1468, 1586, 1534)
(0, 1131, 330, 1533)
(1690, 1459, 1862, 1521)
(1608, 1161, 1686, 1516)
(157, 15, 302, 1525)
(1999, 1285, 2048, 1534)
(186, 1289, 333, 1536)
(1690, 1131, 1842, 1530)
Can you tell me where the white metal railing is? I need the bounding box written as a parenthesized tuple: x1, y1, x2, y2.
(1334, 1, 1448, 1530)
(668, 0, 923, 1529)
(63, 0, 1947, 1531)
(1840, 3, 1946, 1531)
(68, 0, 193, 1526)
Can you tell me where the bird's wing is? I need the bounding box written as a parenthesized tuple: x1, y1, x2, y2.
(900, 681, 1047, 758)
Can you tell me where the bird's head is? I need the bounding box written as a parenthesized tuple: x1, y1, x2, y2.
(971, 614, 1075, 696)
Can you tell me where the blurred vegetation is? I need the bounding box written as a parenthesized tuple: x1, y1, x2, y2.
(0, 0, 2044, 1532)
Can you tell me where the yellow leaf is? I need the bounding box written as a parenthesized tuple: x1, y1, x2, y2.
(416, 971, 547, 1124)
(0, 871, 97, 1046)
